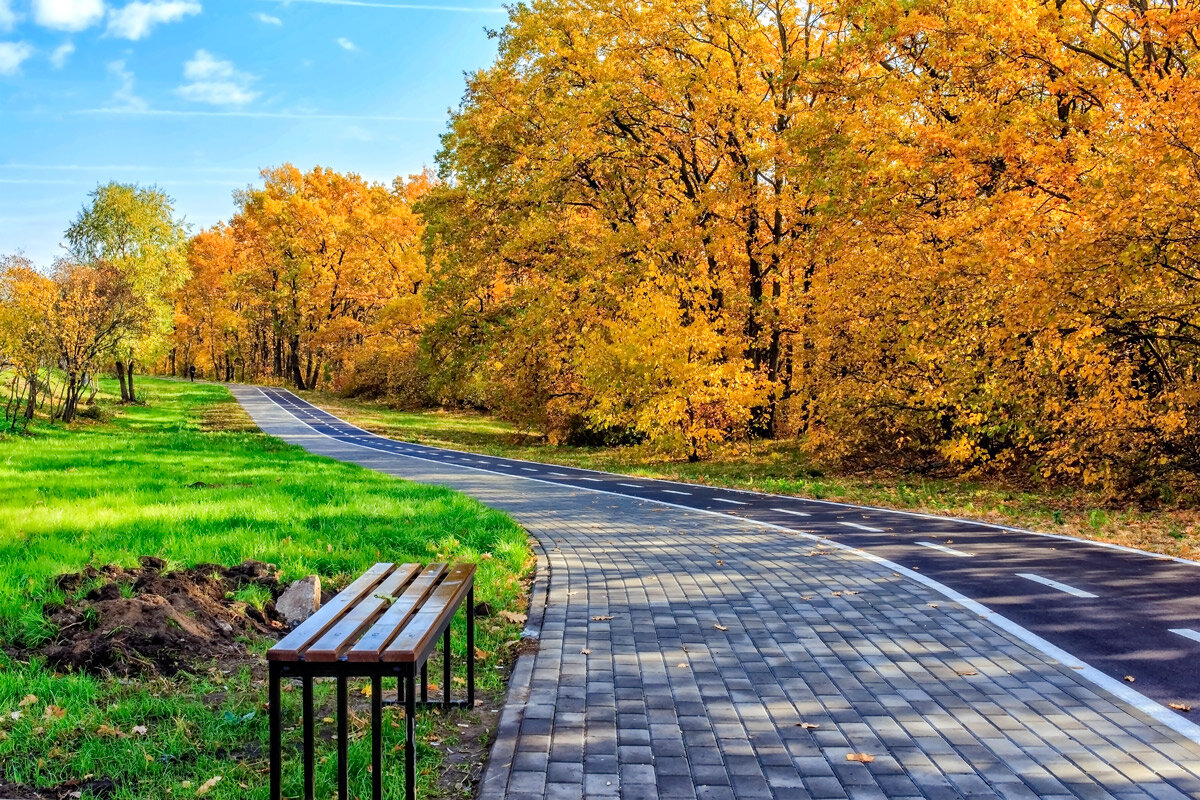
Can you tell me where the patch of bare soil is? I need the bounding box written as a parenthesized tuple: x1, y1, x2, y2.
(31, 557, 287, 677)
(0, 776, 118, 799)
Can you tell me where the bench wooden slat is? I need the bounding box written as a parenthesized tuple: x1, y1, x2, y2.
(346, 563, 448, 662)
(382, 563, 476, 663)
(267, 562, 395, 662)
(304, 563, 423, 662)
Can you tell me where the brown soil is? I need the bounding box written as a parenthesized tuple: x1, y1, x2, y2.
(31, 557, 288, 677)
(0, 777, 118, 799)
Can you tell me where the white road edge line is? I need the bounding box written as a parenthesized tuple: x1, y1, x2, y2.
(771, 508, 810, 517)
(713, 498, 747, 505)
(1016, 573, 1099, 598)
(244, 386, 1200, 746)
(1168, 628, 1200, 644)
(916, 541, 975, 557)
(839, 521, 885, 532)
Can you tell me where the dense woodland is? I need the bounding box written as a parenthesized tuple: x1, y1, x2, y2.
(4, 0, 1200, 502)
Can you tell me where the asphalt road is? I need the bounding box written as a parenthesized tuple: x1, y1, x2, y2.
(254, 387, 1200, 726)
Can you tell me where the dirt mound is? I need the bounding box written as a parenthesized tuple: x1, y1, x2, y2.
(38, 557, 287, 676)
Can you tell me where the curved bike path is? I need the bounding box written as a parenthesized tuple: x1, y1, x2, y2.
(233, 386, 1200, 800)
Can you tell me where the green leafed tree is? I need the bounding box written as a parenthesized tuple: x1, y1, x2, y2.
(65, 182, 189, 402)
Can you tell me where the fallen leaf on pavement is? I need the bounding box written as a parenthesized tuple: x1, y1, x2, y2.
(580, 648, 592, 655)
(591, 615, 613, 621)
(1169, 702, 1192, 712)
(714, 624, 728, 631)
(797, 722, 819, 730)
(846, 753, 875, 763)
(956, 670, 977, 677)
(1124, 676, 1135, 683)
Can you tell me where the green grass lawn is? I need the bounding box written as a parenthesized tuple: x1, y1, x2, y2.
(0, 377, 533, 799)
(299, 390, 1200, 561)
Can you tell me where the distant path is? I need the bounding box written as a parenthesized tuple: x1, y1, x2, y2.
(234, 386, 1200, 799)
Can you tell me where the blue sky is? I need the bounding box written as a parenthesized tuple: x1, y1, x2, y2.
(0, 0, 504, 265)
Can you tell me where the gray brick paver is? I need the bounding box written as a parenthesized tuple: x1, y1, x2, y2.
(232, 388, 1200, 800)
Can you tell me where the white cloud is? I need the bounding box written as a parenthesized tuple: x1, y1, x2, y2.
(0, 0, 21, 32)
(0, 41, 34, 75)
(335, 36, 356, 51)
(254, 11, 281, 24)
(106, 0, 200, 40)
(50, 41, 75, 68)
(33, 0, 106, 31)
(176, 49, 258, 106)
(106, 59, 146, 110)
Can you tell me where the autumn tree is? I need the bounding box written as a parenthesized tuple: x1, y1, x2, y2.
(0, 256, 55, 428)
(171, 166, 429, 392)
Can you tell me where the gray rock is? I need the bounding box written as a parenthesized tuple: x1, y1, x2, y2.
(277, 575, 321, 626)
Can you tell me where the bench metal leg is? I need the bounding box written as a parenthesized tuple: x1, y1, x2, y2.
(269, 664, 282, 800)
(405, 666, 417, 800)
(337, 676, 348, 800)
(302, 676, 315, 800)
(371, 674, 383, 800)
(443, 627, 452, 710)
(467, 585, 475, 709)
(421, 663, 428, 703)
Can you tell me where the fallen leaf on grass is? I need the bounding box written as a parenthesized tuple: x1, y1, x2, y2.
(1169, 702, 1192, 712)
(9, 712, 21, 721)
(714, 624, 728, 631)
(846, 753, 875, 763)
(96, 724, 123, 737)
(197, 776, 222, 795)
(474, 647, 491, 659)
(44, 705, 66, 721)
(18, 695, 37, 707)
(500, 611, 527, 625)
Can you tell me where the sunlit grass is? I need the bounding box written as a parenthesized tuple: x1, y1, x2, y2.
(0, 377, 533, 799)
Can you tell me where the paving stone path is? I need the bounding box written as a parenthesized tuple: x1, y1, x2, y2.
(233, 387, 1200, 800)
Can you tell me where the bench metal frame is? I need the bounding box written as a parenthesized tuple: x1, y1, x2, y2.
(267, 564, 475, 800)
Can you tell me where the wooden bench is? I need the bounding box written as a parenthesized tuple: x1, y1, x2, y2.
(267, 562, 477, 800)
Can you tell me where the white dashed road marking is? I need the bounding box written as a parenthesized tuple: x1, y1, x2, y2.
(617, 483, 641, 488)
(521, 467, 538, 472)
(549, 472, 569, 477)
(771, 508, 810, 517)
(1169, 628, 1200, 644)
(1017, 573, 1099, 598)
(838, 521, 885, 532)
(713, 498, 747, 506)
(916, 541, 975, 557)
(662, 490, 691, 496)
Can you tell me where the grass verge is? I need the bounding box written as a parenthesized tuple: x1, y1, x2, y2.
(297, 390, 1199, 561)
(0, 377, 533, 800)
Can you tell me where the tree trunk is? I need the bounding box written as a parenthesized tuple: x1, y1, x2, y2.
(115, 360, 129, 402)
(61, 374, 81, 423)
(24, 374, 37, 420)
(289, 336, 307, 389)
(126, 361, 136, 402)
